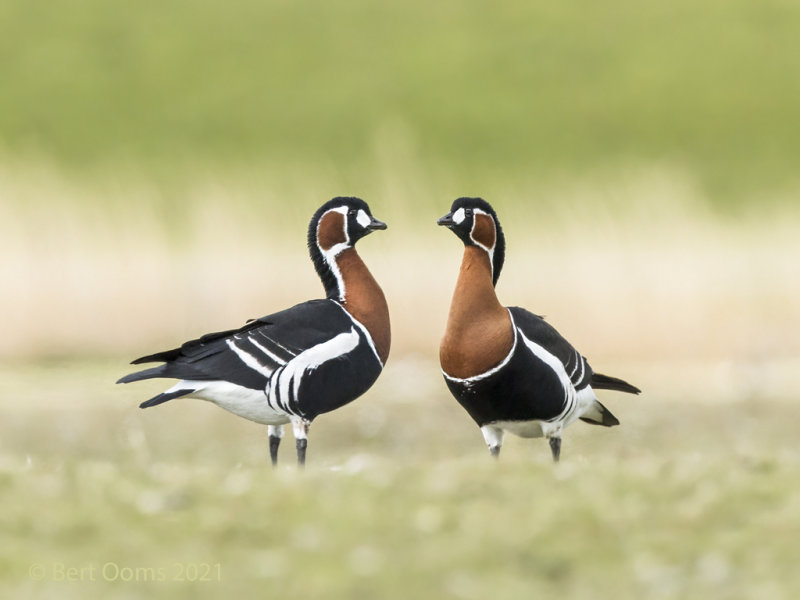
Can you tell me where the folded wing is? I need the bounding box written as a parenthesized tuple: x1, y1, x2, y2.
(117, 299, 355, 391)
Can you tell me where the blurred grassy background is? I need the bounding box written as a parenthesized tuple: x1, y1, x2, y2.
(2, 0, 800, 200)
(2, 1, 800, 598)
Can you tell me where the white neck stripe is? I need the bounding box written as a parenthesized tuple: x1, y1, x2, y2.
(333, 301, 383, 367)
(316, 208, 351, 301)
(469, 210, 496, 278)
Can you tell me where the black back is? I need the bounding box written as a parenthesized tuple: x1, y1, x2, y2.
(509, 307, 594, 391)
(125, 300, 359, 390)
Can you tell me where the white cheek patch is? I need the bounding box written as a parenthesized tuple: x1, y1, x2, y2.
(452, 207, 466, 224)
(356, 209, 371, 228)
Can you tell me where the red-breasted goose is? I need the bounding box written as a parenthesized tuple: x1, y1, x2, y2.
(438, 197, 640, 462)
(118, 197, 390, 467)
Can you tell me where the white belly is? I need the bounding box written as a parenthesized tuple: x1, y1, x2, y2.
(491, 419, 547, 438)
(169, 380, 291, 426)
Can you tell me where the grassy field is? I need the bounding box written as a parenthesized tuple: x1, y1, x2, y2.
(1, 358, 799, 600)
(2, 168, 799, 600)
(4, 186, 797, 600)
(2, 163, 798, 598)
(2, 1, 800, 597)
(2, 141, 799, 600)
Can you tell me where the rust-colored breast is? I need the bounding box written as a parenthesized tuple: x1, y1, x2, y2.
(336, 248, 391, 364)
(440, 246, 512, 378)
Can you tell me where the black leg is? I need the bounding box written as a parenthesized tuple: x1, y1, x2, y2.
(269, 434, 281, 467)
(489, 445, 501, 459)
(296, 438, 308, 468)
(549, 437, 561, 463)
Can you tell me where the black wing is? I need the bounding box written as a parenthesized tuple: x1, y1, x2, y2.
(590, 373, 641, 395)
(507, 307, 593, 390)
(117, 299, 354, 390)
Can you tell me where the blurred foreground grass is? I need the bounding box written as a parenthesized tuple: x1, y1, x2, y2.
(1, 358, 799, 599)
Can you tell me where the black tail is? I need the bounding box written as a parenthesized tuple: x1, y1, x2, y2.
(579, 400, 620, 427)
(591, 373, 641, 395)
(116, 365, 168, 385)
(139, 389, 193, 409)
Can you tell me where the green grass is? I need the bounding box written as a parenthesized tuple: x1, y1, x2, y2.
(2, 0, 800, 204)
(2, 5, 800, 593)
(1, 359, 799, 599)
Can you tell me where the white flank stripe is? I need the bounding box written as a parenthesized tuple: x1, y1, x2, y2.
(249, 337, 287, 366)
(339, 303, 383, 367)
(271, 327, 361, 406)
(266, 335, 294, 356)
(568, 349, 580, 378)
(575, 354, 585, 384)
(226, 340, 274, 377)
(518, 330, 575, 421)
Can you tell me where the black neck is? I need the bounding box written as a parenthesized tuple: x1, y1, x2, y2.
(490, 220, 506, 287)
